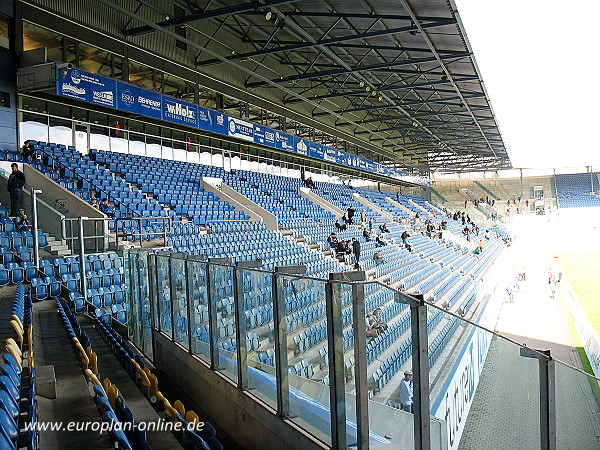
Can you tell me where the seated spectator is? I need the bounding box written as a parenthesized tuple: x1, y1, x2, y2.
(336, 240, 351, 255)
(368, 218, 374, 230)
(441, 220, 447, 230)
(373, 308, 388, 333)
(366, 314, 379, 337)
(335, 220, 347, 231)
(401, 231, 410, 246)
(327, 232, 339, 248)
(304, 177, 315, 189)
(379, 223, 390, 233)
(375, 235, 386, 247)
(14, 209, 30, 231)
(90, 198, 99, 209)
(342, 213, 351, 225)
(362, 228, 372, 241)
(99, 198, 116, 217)
(373, 251, 385, 265)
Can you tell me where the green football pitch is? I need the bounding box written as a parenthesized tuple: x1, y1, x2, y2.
(559, 252, 600, 335)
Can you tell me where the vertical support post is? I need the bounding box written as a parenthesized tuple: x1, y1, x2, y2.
(272, 265, 306, 418)
(351, 278, 369, 450)
(31, 189, 41, 268)
(78, 217, 88, 302)
(410, 298, 430, 450)
(520, 348, 556, 450)
(234, 260, 262, 390)
(207, 258, 231, 371)
(394, 292, 430, 450)
(325, 277, 347, 450)
(185, 257, 193, 353)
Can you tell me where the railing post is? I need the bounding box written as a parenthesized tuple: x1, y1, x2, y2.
(207, 257, 230, 371)
(350, 275, 369, 450)
(520, 348, 556, 450)
(78, 217, 88, 302)
(395, 292, 430, 450)
(272, 265, 306, 418)
(327, 271, 365, 450)
(30, 189, 42, 268)
(234, 260, 262, 390)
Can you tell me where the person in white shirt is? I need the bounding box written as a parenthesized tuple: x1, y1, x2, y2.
(399, 370, 414, 413)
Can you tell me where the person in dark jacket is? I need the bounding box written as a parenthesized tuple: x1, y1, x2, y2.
(351, 237, 361, 265)
(7, 163, 25, 216)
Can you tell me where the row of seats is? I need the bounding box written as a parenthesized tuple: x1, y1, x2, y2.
(1, 283, 38, 449)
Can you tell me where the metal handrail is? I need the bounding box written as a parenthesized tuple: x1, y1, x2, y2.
(115, 216, 172, 247)
(36, 146, 139, 217)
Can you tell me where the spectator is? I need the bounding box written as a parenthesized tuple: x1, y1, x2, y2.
(327, 232, 338, 248)
(373, 308, 387, 333)
(396, 192, 400, 202)
(362, 228, 372, 241)
(360, 209, 367, 225)
(351, 237, 361, 265)
(373, 251, 385, 265)
(342, 213, 351, 225)
(7, 163, 25, 217)
(347, 206, 355, 224)
(304, 177, 315, 188)
(368, 217, 374, 230)
(335, 220, 347, 231)
(99, 198, 116, 217)
(14, 209, 30, 231)
(90, 198, 99, 209)
(379, 223, 390, 233)
(366, 314, 379, 338)
(401, 231, 410, 246)
(375, 235, 386, 247)
(399, 371, 414, 413)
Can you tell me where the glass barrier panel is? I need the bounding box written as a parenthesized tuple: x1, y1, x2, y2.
(170, 256, 188, 350)
(187, 258, 210, 364)
(428, 304, 541, 450)
(279, 274, 331, 447)
(155, 253, 172, 338)
(366, 283, 414, 449)
(136, 250, 153, 359)
(239, 268, 276, 409)
(554, 359, 600, 450)
(208, 262, 237, 383)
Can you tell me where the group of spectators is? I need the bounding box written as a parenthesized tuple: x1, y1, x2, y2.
(327, 233, 362, 268)
(89, 198, 116, 217)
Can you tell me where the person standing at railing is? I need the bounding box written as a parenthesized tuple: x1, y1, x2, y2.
(399, 370, 414, 413)
(7, 163, 25, 217)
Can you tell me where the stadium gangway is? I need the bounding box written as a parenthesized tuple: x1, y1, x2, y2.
(122, 249, 600, 450)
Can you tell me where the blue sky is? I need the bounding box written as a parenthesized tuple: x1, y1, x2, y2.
(454, 0, 600, 169)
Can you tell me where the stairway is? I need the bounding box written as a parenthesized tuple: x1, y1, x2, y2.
(45, 234, 72, 257)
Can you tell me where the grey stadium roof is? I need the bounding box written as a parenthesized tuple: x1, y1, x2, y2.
(116, 0, 511, 173)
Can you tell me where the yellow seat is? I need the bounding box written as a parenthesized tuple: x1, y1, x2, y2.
(85, 369, 105, 395)
(10, 320, 23, 343)
(87, 350, 98, 375)
(108, 384, 120, 408)
(186, 410, 200, 430)
(173, 400, 185, 417)
(148, 373, 159, 397)
(73, 340, 89, 366)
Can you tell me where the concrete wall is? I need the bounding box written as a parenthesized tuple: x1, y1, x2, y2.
(351, 193, 392, 220)
(153, 333, 327, 450)
(200, 177, 278, 230)
(298, 187, 344, 218)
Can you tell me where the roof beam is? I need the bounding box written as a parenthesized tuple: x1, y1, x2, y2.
(199, 18, 457, 66)
(123, 0, 301, 36)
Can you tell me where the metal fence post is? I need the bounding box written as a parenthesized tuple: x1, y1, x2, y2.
(350, 276, 369, 450)
(208, 257, 231, 371)
(272, 265, 306, 418)
(30, 189, 42, 268)
(78, 216, 88, 302)
(520, 348, 556, 450)
(326, 271, 365, 450)
(395, 292, 430, 450)
(234, 260, 262, 390)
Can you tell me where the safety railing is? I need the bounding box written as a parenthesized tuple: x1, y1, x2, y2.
(114, 216, 171, 248)
(123, 249, 600, 450)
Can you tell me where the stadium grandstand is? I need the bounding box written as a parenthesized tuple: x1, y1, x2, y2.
(0, 0, 596, 449)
